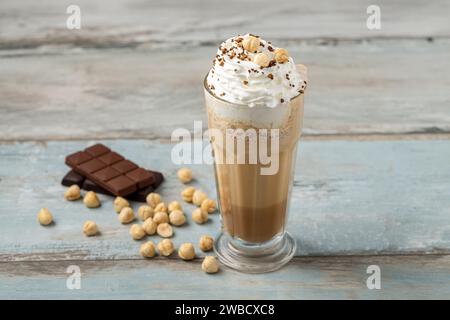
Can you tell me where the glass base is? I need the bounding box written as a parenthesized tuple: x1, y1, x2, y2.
(214, 232, 296, 274)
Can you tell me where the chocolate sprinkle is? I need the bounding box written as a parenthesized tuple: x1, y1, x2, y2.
(268, 60, 277, 68)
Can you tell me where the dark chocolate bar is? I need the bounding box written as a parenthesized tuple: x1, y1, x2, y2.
(65, 144, 156, 197)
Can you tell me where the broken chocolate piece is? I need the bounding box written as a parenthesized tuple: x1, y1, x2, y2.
(61, 170, 85, 187)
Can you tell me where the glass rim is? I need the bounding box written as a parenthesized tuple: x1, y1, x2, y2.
(203, 74, 303, 108)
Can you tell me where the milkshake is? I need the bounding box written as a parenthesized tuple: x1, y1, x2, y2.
(204, 34, 307, 273)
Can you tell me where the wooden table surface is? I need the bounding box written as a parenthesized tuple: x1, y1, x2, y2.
(1, 0, 449, 299)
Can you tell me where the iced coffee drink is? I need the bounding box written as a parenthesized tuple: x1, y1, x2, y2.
(204, 34, 307, 273)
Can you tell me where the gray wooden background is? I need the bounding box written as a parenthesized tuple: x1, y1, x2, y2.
(0, 0, 449, 299)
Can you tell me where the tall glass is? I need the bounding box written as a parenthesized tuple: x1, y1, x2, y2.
(204, 65, 307, 273)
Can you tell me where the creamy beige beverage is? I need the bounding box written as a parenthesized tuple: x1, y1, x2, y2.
(205, 90, 305, 242)
(204, 34, 307, 272)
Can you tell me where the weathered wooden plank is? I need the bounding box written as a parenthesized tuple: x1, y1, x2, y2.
(1, 40, 450, 140)
(0, 254, 449, 299)
(1, 0, 450, 49)
(0, 139, 449, 261)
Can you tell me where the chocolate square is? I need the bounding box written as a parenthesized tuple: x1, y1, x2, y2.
(93, 167, 121, 182)
(98, 152, 124, 165)
(112, 160, 138, 174)
(149, 170, 164, 188)
(78, 158, 106, 174)
(85, 144, 111, 157)
(65, 151, 92, 166)
(126, 168, 154, 188)
(108, 175, 137, 195)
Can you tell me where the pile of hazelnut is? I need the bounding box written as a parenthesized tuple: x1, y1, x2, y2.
(37, 167, 220, 274)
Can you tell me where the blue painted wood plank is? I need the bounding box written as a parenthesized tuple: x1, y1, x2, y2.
(0, 255, 449, 299)
(2, 0, 450, 46)
(2, 42, 450, 141)
(0, 139, 449, 262)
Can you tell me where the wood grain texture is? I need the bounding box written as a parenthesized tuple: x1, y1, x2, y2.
(1, 0, 450, 50)
(1, 40, 450, 140)
(1, 0, 448, 300)
(0, 255, 449, 299)
(0, 139, 449, 262)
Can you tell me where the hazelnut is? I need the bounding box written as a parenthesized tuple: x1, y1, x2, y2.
(118, 207, 135, 224)
(181, 187, 196, 203)
(154, 202, 168, 213)
(202, 256, 220, 274)
(157, 223, 173, 238)
(192, 208, 208, 224)
(178, 243, 196, 261)
(201, 199, 217, 213)
(137, 205, 154, 221)
(142, 217, 157, 235)
(114, 196, 129, 213)
(192, 190, 207, 206)
(169, 210, 186, 226)
(130, 224, 146, 240)
(274, 48, 289, 63)
(83, 220, 98, 236)
(37, 208, 53, 226)
(199, 235, 214, 252)
(64, 185, 81, 201)
(140, 241, 156, 258)
(146, 193, 162, 208)
(157, 239, 175, 257)
(83, 191, 100, 208)
(168, 201, 182, 212)
(253, 52, 270, 67)
(177, 167, 193, 183)
(153, 211, 169, 225)
(243, 35, 260, 53)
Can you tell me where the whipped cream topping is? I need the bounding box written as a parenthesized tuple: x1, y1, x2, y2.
(206, 34, 306, 108)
